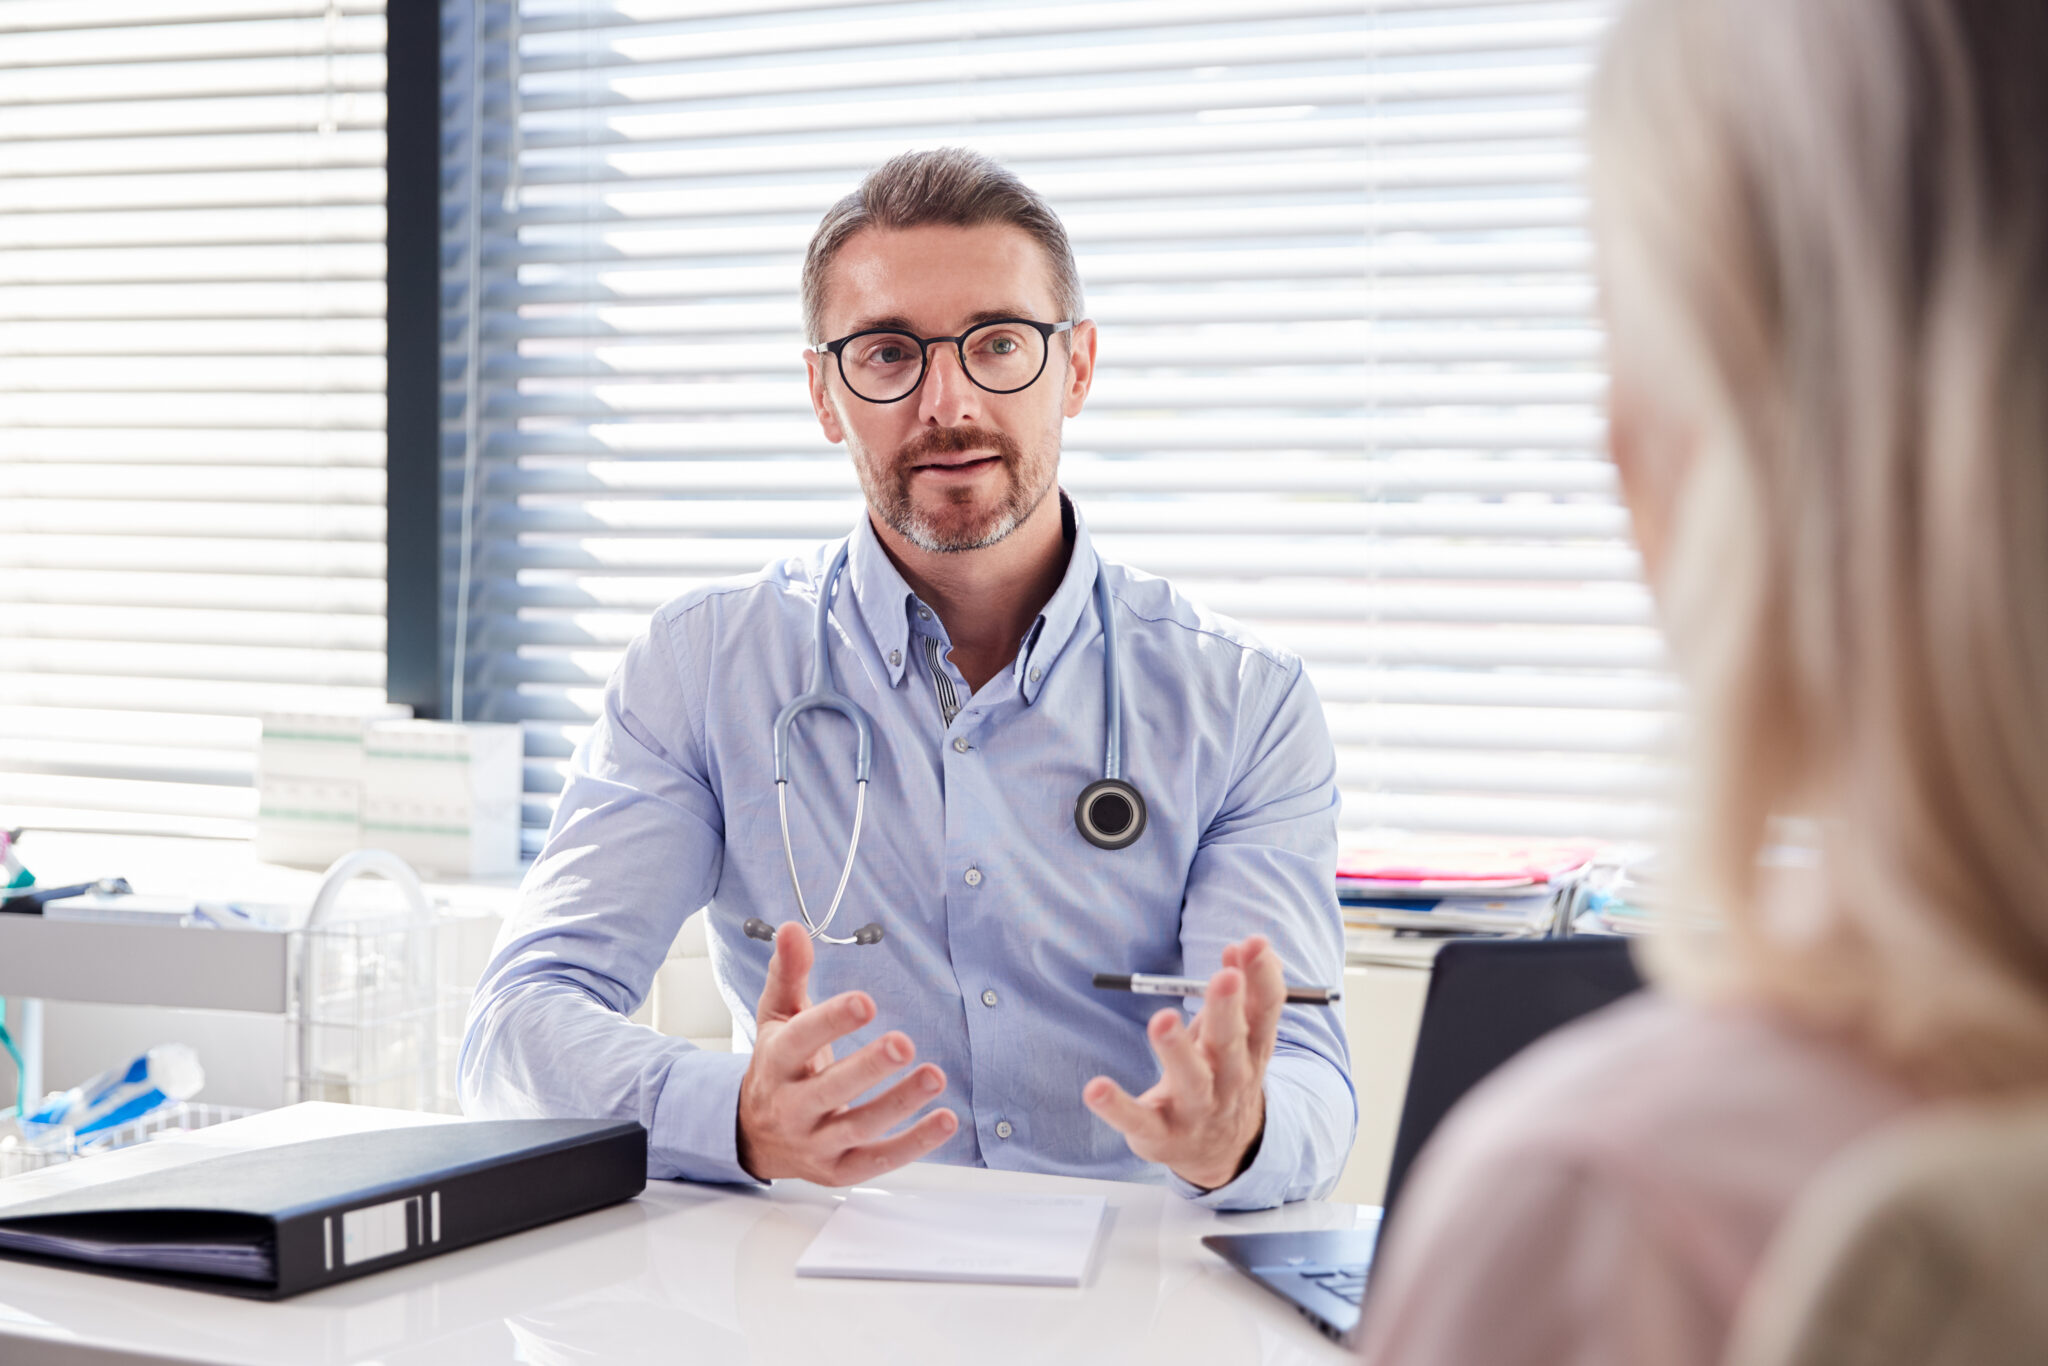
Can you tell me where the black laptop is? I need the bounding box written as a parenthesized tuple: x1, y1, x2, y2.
(1204, 937, 1643, 1345)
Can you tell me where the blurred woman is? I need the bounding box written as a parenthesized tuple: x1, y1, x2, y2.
(1357, 1, 2048, 1361)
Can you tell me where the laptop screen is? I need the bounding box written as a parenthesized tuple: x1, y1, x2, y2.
(1380, 937, 1643, 1220)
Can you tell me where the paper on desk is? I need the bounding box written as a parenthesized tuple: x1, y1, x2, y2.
(795, 1189, 1107, 1286)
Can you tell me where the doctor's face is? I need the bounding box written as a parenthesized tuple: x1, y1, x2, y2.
(805, 223, 1096, 553)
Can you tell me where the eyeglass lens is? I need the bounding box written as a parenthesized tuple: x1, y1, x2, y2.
(838, 320, 1048, 402)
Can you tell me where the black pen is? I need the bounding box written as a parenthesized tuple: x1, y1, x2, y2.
(1092, 972, 1341, 1007)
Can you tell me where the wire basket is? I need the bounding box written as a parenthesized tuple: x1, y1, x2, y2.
(0, 1101, 260, 1179)
(289, 907, 473, 1112)
(283, 849, 493, 1114)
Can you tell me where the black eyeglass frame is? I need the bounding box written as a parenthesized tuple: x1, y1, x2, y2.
(811, 317, 1076, 404)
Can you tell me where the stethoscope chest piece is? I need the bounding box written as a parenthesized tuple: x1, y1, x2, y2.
(1076, 777, 1147, 851)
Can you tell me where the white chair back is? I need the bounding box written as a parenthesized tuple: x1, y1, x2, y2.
(647, 909, 737, 1052)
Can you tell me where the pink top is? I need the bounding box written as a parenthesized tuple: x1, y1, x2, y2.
(1356, 992, 1918, 1366)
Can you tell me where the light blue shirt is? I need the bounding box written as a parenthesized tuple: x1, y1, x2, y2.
(460, 498, 1354, 1210)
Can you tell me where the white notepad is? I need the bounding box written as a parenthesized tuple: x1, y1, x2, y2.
(795, 1189, 1108, 1286)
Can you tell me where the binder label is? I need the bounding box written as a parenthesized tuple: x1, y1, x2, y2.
(341, 1198, 412, 1266)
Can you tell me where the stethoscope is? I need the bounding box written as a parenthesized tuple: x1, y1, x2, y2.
(742, 541, 1147, 949)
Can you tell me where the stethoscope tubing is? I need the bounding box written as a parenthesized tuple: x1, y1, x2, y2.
(766, 537, 1142, 948)
(775, 774, 868, 945)
(1096, 569, 1124, 783)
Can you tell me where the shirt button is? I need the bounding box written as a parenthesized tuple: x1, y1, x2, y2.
(917, 606, 932, 622)
(1029, 667, 1042, 683)
(981, 988, 999, 1007)
(995, 1120, 1013, 1140)
(963, 867, 982, 887)
(888, 649, 902, 668)
(951, 736, 969, 753)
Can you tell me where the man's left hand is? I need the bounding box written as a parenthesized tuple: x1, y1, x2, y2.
(1082, 934, 1284, 1191)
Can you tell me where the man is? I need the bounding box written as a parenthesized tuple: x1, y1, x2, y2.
(460, 148, 1352, 1210)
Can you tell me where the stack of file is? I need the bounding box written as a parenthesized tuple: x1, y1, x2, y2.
(1336, 840, 1598, 938)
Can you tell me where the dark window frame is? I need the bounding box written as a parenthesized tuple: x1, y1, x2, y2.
(384, 0, 444, 719)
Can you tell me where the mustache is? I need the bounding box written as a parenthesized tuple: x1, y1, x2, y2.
(896, 425, 1022, 468)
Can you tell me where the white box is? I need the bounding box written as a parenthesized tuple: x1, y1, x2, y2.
(255, 776, 361, 869)
(256, 707, 410, 869)
(360, 721, 522, 877)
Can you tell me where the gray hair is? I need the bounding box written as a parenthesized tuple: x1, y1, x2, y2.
(1593, 0, 2048, 1089)
(800, 147, 1084, 343)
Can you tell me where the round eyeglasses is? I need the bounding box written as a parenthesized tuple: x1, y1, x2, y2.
(812, 318, 1075, 404)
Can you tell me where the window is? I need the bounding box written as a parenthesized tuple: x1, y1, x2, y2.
(0, 1, 389, 839)
(449, 0, 1669, 858)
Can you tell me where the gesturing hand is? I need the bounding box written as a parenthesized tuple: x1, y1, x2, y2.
(1082, 935, 1286, 1191)
(736, 920, 958, 1184)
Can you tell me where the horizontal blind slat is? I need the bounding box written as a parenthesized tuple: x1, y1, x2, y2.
(3, 501, 385, 541)
(0, 535, 386, 576)
(8, 568, 384, 614)
(520, 69, 1592, 148)
(0, 92, 387, 142)
(490, 456, 1616, 496)
(515, 112, 1581, 184)
(0, 427, 383, 463)
(0, 639, 382, 687)
(521, 21, 1604, 97)
(0, 1, 382, 36)
(0, 673, 386, 717)
(513, 0, 1558, 34)
(0, 772, 254, 820)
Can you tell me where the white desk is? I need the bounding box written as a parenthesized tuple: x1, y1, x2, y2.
(0, 1107, 1367, 1366)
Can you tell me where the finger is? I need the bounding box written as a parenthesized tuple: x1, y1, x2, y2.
(823, 1062, 947, 1145)
(1238, 937, 1287, 1067)
(1082, 1076, 1168, 1145)
(807, 1030, 920, 1113)
(1147, 1008, 1211, 1101)
(1198, 967, 1253, 1087)
(829, 1107, 960, 1185)
(765, 990, 874, 1078)
(756, 920, 815, 1024)
(1189, 944, 1248, 1041)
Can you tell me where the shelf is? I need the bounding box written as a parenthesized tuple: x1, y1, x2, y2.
(0, 917, 289, 1014)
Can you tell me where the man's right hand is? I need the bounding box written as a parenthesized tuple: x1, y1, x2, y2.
(735, 919, 958, 1184)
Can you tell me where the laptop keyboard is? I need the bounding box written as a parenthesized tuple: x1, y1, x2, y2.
(1299, 1263, 1372, 1305)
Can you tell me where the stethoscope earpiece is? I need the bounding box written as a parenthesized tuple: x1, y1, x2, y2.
(743, 915, 883, 947)
(1076, 778, 1147, 851)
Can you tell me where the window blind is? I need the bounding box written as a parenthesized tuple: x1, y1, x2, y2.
(0, 1, 388, 840)
(451, 0, 1674, 859)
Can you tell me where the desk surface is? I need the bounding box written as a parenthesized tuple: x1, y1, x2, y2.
(0, 1108, 1364, 1366)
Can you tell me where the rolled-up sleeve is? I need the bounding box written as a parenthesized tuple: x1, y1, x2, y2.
(1171, 655, 1355, 1211)
(458, 611, 760, 1185)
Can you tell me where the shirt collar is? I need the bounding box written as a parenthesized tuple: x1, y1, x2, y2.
(846, 512, 919, 688)
(841, 491, 1101, 701)
(1019, 493, 1098, 705)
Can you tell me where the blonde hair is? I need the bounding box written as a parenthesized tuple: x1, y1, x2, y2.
(1591, 0, 2048, 1090)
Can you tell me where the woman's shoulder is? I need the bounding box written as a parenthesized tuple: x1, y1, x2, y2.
(1430, 990, 1914, 1176)
(1357, 990, 1919, 1366)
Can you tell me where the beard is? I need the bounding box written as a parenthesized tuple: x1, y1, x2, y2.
(850, 422, 1059, 553)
